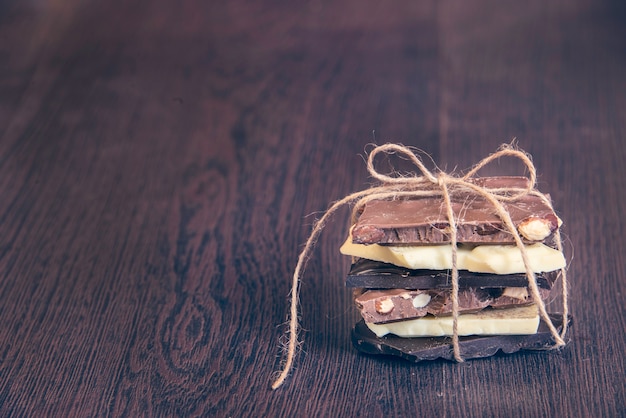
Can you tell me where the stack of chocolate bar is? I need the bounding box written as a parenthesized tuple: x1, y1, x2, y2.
(340, 177, 567, 362)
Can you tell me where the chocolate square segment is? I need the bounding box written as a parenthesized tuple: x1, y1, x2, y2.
(352, 177, 559, 245)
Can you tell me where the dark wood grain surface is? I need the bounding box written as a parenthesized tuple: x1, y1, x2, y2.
(1, 0, 624, 416)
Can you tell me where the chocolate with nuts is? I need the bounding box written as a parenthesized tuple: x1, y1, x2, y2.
(354, 286, 551, 324)
(351, 176, 560, 245)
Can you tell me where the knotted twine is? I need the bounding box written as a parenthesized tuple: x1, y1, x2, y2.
(271, 143, 569, 390)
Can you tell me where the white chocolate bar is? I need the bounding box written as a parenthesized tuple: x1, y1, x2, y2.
(365, 305, 540, 338)
(340, 237, 565, 274)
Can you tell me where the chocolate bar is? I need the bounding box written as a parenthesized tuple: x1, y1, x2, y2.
(351, 177, 560, 245)
(341, 237, 566, 274)
(351, 314, 570, 362)
(341, 170, 568, 363)
(365, 304, 542, 337)
(355, 286, 551, 324)
(346, 259, 558, 289)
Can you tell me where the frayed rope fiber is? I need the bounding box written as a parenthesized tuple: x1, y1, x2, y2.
(271, 143, 569, 390)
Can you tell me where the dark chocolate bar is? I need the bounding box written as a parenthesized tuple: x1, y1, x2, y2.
(351, 177, 559, 245)
(346, 259, 558, 289)
(351, 315, 570, 362)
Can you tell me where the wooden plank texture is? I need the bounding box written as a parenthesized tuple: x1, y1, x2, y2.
(0, 0, 624, 416)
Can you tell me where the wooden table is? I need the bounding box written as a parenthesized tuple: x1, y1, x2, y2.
(1, 0, 624, 416)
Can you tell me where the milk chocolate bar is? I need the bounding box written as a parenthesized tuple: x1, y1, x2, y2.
(355, 286, 550, 324)
(351, 314, 570, 362)
(345, 259, 558, 289)
(351, 177, 560, 245)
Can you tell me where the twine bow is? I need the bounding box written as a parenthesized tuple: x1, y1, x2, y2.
(271, 143, 569, 390)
